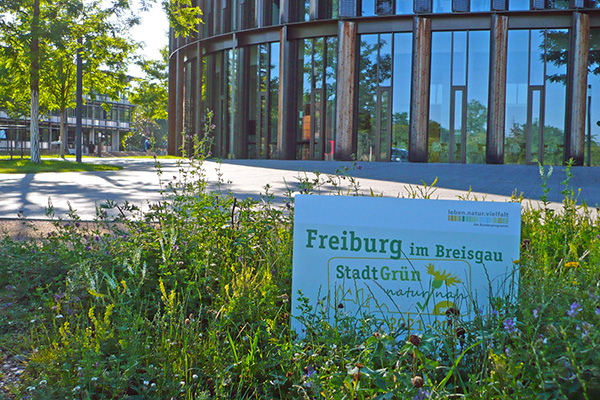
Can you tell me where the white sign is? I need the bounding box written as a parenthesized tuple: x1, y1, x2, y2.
(291, 195, 521, 333)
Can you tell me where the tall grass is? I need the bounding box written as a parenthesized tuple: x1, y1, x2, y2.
(1, 142, 599, 399)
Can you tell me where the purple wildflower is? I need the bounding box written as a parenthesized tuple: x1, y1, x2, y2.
(412, 388, 430, 400)
(503, 318, 517, 334)
(303, 364, 316, 388)
(75, 222, 80, 227)
(567, 302, 581, 317)
(533, 309, 538, 318)
(94, 235, 100, 242)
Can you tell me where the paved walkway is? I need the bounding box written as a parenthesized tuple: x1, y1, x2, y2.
(1, 157, 599, 221)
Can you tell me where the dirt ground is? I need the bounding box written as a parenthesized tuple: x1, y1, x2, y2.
(0, 219, 120, 241)
(0, 219, 59, 240)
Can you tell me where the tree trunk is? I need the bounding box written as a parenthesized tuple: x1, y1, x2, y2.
(30, 91, 40, 161)
(60, 108, 67, 158)
(29, 0, 41, 163)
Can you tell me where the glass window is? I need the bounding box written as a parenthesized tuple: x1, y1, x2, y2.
(429, 32, 452, 163)
(358, 34, 380, 161)
(376, 0, 394, 14)
(247, 47, 259, 158)
(433, 0, 452, 12)
(429, 31, 489, 163)
(505, 30, 529, 164)
(362, 0, 376, 15)
(586, 29, 600, 165)
(239, 0, 256, 30)
(396, 0, 413, 13)
(392, 32, 412, 159)
(544, 29, 567, 165)
(509, 0, 529, 10)
(379, 34, 392, 86)
(452, 32, 467, 87)
(297, 37, 337, 160)
(303, 0, 310, 20)
(271, 0, 280, 25)
(270, 43, 280, 155)
(549, 0, 569, 8)
(471, 0, 491, 11)
(466, 30, 489, 164)
(505, 29, 568, 165)
(325, 37, 337, 160)
(357, 34, 392, 162)
(331, 0, 339, 17)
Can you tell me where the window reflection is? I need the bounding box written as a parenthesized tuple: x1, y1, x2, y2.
(376, 0, 394, 14)
(358, 34, 392, 161)
(247, 43, 279, 158)
(505, 29, 568, 165)
(392, 33, 412, 160)
(362, 0, 376, 15)
(466, 30, 490, 164)
(471, 0, 491, 11)
(433, 0, 452, 13)
(509, 0, 529, 10)
(297, 37, 338, 160)
(586, 29, 600, 166)
(429, 31, 489, 163)
(396, 0, 413, 13)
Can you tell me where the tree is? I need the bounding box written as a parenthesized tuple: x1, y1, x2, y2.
(0, 0, 135, 160)
(0, 0, 48, 162)
(128, 46, 169, 152)
(41, 0, 136, 158)
(0, 0, 201, 162)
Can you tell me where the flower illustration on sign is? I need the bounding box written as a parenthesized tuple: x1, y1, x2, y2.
(416, 263, 463, 314)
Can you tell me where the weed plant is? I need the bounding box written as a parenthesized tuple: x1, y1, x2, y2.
(1, 134, 600, 399)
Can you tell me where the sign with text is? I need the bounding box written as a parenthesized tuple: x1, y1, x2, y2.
(291, 195, 521, 333)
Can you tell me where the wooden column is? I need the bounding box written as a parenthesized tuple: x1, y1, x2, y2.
(167, 49, 178, 155)
(277, 26, 297, 159)
(565, 12, 589, 166)
(409, 17, 432, 163)
(335, 20, 357, 161)
(486, 14, 508, 164)
(174, 51, 185, 156)
(195, 43, 203, 143)
(234, 47, 249, 158)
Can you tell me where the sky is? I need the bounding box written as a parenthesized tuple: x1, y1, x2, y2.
(128, 1, 169, 78)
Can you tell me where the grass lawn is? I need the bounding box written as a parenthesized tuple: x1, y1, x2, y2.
(0, 157, 122, 173)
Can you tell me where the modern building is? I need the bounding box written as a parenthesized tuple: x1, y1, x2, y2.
(168, 1, 600, 165)
(0, 94, 134, 155)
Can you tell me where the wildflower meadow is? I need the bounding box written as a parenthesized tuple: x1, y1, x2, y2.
(1, 138, 599, 399)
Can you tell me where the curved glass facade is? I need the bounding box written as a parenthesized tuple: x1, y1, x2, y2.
(169, 1, 600, 165)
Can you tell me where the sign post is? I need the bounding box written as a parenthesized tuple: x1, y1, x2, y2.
(291, 196, 521, 334)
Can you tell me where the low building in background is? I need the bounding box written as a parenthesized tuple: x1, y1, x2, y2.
(0, 93, 135, 156)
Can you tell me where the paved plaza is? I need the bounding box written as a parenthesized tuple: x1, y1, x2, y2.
(1, 157, 600, 221)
